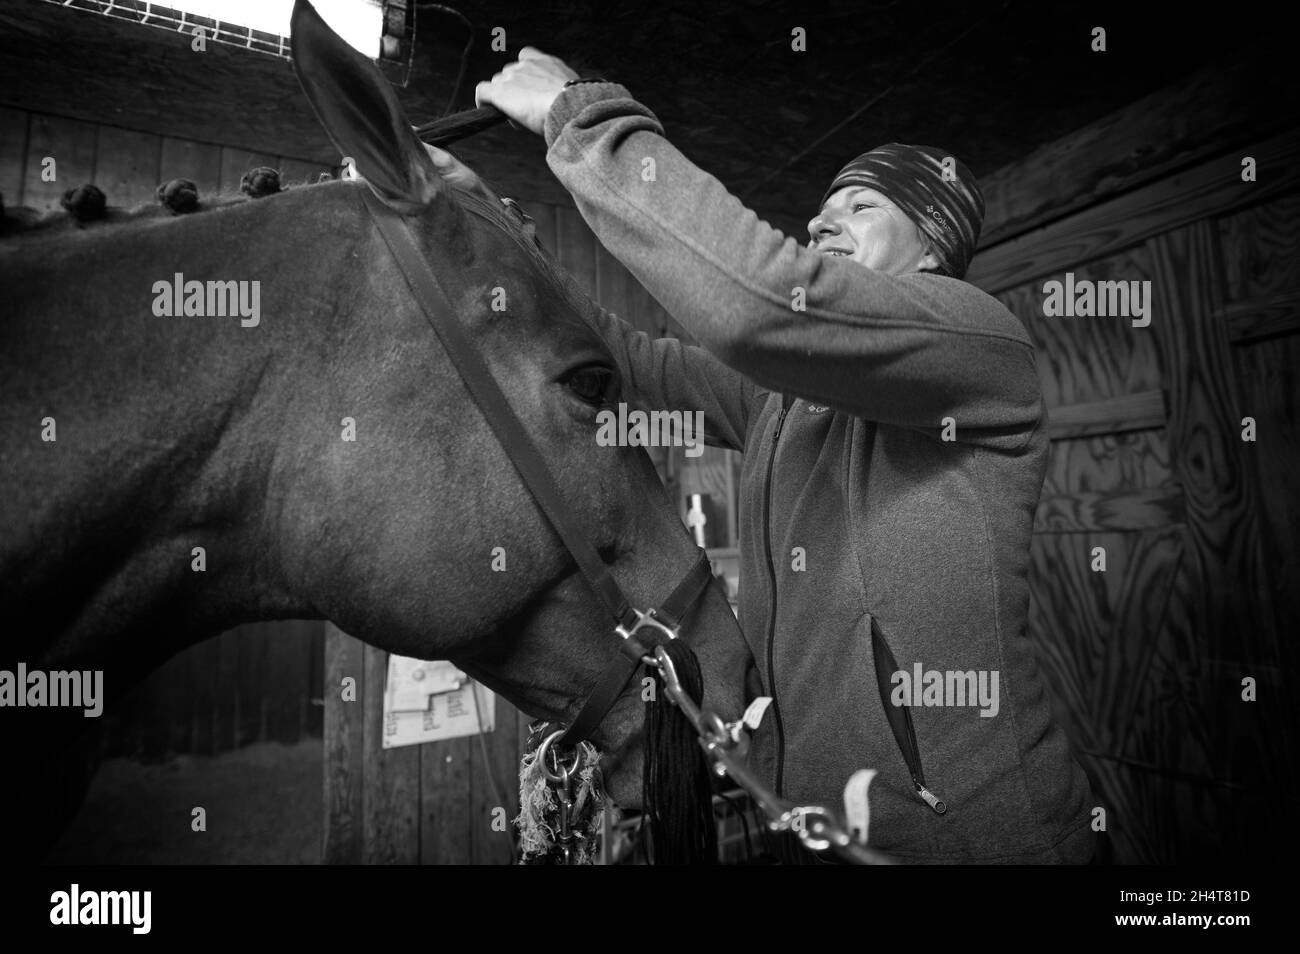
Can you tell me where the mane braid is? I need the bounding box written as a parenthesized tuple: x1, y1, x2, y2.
(0, 174, 334, 241)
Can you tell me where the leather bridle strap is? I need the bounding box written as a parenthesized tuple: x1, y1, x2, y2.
(362, 189, 714, 745)
(365, 188, 635, 629)
(555, 546, 712, 747)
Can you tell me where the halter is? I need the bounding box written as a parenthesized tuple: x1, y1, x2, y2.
(362, 188, 714, 749)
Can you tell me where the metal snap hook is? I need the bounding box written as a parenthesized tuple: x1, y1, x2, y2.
(536, 729, 582, 785)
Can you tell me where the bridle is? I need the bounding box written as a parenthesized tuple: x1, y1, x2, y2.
(362, 188, 713, 749)
(361, 157, 890, 866)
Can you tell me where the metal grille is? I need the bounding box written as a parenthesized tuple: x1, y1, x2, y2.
(44, 0, 291, 58)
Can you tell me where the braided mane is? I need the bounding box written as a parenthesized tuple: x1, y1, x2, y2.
(0, 167, 332, 241)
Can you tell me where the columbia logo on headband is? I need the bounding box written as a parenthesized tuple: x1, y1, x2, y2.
(925, 204, 954, 235)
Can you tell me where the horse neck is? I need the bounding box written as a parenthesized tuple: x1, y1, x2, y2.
(0, 184, 363, 669)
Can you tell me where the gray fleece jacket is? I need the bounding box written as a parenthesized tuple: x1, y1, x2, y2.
(544, 82, 1096, 863)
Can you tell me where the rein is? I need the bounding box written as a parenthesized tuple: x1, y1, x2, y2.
(414, 106, 507, 148)
(374, 112, 891, 865)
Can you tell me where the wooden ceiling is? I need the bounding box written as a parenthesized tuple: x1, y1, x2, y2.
(0, 0, 1279, 237)
(451, 0, 1273, 227)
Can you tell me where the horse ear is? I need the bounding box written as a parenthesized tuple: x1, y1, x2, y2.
(290, 0, 441, 211)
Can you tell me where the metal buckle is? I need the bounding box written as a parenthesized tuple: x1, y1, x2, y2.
(614, 608, 680, 648)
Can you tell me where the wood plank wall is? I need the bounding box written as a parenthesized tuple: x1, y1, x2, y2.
(102, 621, 326, 760)
(0, 105, 337, 758)
(323, 199, 685, 864)
(970, 133, 1300, 864)
(0, 107, 339, 215)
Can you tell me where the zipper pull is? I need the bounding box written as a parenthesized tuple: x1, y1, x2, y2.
(914, 779, 947, 815)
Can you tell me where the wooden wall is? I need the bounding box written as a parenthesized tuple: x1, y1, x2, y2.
(969, 127, 1299, 862)
(0, 105, 340, 215)
(103, 622, 325, 760)
(0, 1, 575, 212)
(322, 199, 685, 864)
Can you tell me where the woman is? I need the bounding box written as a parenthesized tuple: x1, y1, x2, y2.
(468, 50, 1095, 863)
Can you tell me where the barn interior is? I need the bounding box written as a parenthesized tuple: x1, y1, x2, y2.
(1, 0, 1296, 865)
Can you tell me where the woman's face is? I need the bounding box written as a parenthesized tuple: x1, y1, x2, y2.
(807, 185, 939, 276)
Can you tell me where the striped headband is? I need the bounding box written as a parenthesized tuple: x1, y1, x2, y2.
(821, 143, 985, 279)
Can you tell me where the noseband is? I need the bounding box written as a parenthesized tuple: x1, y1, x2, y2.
(362, 189, 714, 749)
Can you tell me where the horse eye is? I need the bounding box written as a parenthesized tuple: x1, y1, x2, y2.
(565, 366, 614, 405)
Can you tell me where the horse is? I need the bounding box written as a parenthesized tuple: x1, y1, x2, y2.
(0, 1, 754, 862)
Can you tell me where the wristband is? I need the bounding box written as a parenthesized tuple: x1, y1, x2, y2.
(563, 77, 608, 88)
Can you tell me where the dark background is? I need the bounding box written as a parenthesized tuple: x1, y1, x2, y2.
(1, 1, 1285, 236)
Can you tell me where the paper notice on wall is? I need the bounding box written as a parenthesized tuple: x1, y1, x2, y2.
(382, 655, 496, 749)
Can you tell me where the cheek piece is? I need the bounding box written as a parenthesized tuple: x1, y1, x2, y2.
(821, 143, 985, 280)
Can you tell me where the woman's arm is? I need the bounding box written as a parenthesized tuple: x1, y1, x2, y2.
(584, 302, 770, 453)
(423, 141, 767, 450)
(542, 83, 1043, 441)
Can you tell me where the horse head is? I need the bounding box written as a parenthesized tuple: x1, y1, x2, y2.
(286, 1, 754, 813)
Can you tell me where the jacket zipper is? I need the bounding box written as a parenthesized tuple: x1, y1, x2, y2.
(764, 396, 792, 795)
(869, 616, 947, 815)
(895, 707, 947, 814)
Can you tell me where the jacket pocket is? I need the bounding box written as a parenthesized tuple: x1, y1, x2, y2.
(869, 615, 947, 815)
